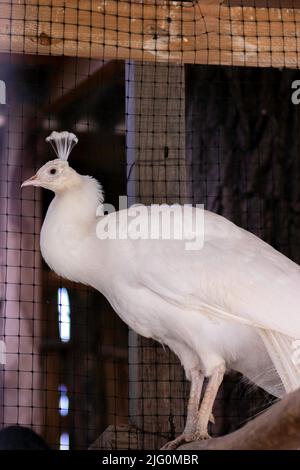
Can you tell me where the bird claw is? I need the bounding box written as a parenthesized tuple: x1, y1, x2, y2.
(194, 430, 212, 440)
(161, 431, 211, 450)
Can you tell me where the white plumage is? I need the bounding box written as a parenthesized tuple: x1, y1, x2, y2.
(22, 132, 300, 448)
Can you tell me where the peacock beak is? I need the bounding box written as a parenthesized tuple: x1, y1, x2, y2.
(21, 174, 40, 188)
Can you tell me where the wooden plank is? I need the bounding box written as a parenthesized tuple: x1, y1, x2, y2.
(0, 1, 300, 68)
(225, 1, 298, 7)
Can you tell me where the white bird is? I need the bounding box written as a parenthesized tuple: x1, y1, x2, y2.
(21, 131, 300, 449)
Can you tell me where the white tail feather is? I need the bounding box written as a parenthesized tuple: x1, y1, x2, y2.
(259, 330, 300, 393)
(191, 301, 300, 395)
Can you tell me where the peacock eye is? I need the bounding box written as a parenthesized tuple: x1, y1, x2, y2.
(50, 168, 57, 175)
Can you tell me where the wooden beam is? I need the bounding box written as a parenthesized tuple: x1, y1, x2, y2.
(1, 0, 300, 68)
(43, 60, 124, 115)
(179, 386, 300, 450)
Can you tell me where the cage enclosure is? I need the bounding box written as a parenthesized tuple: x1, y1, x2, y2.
(1, 0, 300, 451)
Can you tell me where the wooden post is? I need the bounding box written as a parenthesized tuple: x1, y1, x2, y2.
(0, 115, 7, 428)
(125, 61, 190, 449)
(0, 97, 45, 434)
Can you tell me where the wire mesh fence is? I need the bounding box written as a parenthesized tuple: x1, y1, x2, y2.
(0, 0, 300, 450)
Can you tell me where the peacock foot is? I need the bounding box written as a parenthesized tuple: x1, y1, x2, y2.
(161, 431, 211, 450)
(194, 430, 212, 440)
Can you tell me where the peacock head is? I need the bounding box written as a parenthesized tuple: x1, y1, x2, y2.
(21, 131, 80, 193)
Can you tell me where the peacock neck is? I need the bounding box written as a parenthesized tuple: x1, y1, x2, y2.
(40, 176, 105, 283)
(49, 175, 104, 232)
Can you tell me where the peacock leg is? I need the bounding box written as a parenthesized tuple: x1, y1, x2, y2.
(194, 363, 225, 439)
(161, 368, 204, 450)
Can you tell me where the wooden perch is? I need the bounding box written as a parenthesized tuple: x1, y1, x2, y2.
(179, 387, 300, 450)
(1, 1, 300, 68)
(91, 388, 300, 450)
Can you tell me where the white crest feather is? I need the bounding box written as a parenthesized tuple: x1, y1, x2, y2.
(46, 131, 78, 161)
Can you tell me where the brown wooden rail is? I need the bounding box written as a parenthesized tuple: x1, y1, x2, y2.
(0, 1, 300, 68)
